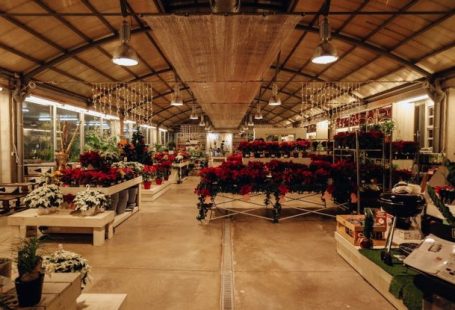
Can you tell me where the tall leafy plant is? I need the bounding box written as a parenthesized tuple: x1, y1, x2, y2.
(427, 186, 455, 226)
(15, 238, 42, 280)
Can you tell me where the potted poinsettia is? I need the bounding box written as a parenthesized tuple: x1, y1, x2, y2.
(73, 187, 108, 216)
(142, 165, 157, 189)
(24, 184, 63, 215)
(42, 246, 91, 287)
(155, 165, 164, 185)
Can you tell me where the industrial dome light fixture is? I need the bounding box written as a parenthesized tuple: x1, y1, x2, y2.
(254, 99, 263, 120)
(170, 83, 183, 106)
(112, 20, 139, 66)
(199, 114, 206, 127)
(268, 83, 281, 106)
(312, 16, 338, 65)
(247, 114, 254, 127)
(189, 102, 198, 120)
(210, 0, 240, 13)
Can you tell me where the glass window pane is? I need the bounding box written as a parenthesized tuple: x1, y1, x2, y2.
(23, 101, 53, 163)
(102, 119, 112, 136)
(56, 108, 80, 162)
(85, 114, 102, 138)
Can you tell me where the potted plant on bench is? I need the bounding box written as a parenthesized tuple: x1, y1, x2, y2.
(73, 187, 108, 216)
(14, 238, 44, 307)
(42, 245, 91, 287)
(24, 184, 63, 215)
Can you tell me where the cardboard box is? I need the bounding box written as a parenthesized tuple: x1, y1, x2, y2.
(336, 214, 386, 246)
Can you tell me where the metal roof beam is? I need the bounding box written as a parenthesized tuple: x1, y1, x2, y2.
(295, 24, 431, 77)
(23, 27, 149, 80)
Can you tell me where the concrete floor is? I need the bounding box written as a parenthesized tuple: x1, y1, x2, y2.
(0, 177, 394, 310)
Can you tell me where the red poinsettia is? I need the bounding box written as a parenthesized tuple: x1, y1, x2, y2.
(79, 151, 102, 168)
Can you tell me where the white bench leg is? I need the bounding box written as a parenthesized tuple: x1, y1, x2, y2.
(93, 227, 105, 246)
(107, 223, 114, 240)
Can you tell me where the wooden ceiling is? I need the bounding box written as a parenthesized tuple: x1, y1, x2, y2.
(0, 0, 454, 129)
(144, 15, 301, 128)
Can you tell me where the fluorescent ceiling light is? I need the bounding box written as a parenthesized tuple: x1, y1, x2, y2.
(396, 94, 430, 105)
(25, 95, 119, 120)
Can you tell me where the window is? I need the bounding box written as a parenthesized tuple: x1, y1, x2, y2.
(23, 101, 53, 163)
(85, 114, 102, 135)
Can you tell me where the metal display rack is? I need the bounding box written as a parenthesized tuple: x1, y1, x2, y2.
(201, 191, 340, 224)
(332, 131, 390, 214)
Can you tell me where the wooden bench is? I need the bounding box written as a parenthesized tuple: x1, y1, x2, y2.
(7, 209, 115, 246)
(0, 194, 24, 213)
(0, 182, 37, 212)
(1, 273, 81, 310)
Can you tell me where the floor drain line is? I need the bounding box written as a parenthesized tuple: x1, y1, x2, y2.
(221, 219, 234, 310)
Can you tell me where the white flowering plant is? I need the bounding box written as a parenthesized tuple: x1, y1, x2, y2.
(24, 184, 63, 209)
(43, 246, 91, 286)
(73, 187, 108, 212)
(111, 161, 144, 176)
(37, 171, 56, 185)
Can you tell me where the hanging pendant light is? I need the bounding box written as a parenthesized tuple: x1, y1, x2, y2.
(268, 83, 281, 106)
(112, 20, 139, 66)
(170, 83, 183, 106)
(254, 100, 263, 120)
(189, 102, 198, 120)
(199, 114, 206, 127)
(312, 16, 338, 65)
(247, 114, 254, 127)
(242, 119, 249, 131)
(268, 53, 282, 106)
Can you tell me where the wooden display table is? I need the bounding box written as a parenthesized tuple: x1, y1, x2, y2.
(2, 273, 81, 310)
(60, 177, 142, 229)
(60, 177, 142, 198)
(7, 209, 115, 246)
(172, 161, 190, 184)
(242, 157, 312, 165)
(335, 232, 407, 310)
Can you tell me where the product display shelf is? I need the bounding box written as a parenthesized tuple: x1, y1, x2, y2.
(242, 157, 312, 165)
(172, 161, 190, 184)
(59, 177, 142, 196)
(335, 232, 407, 310)
(141, 170, 178, 202)
(60, 177, 142, 229)
(7, 209, 115, 246)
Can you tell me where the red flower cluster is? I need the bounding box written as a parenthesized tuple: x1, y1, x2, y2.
(392, 141, 418, 154)
(237, 139, 310, 154)
(142, 165, 158, 181)
(59, 167, 135, 187)
(334, 130, 384, 149)
(196, 159, 331, 198)
(79, 151, 102, 169)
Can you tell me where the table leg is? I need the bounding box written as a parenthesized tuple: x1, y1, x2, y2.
(18, 225, 27, 238)
(93, 227, 105, 246)
(107, 223, 114, 240)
